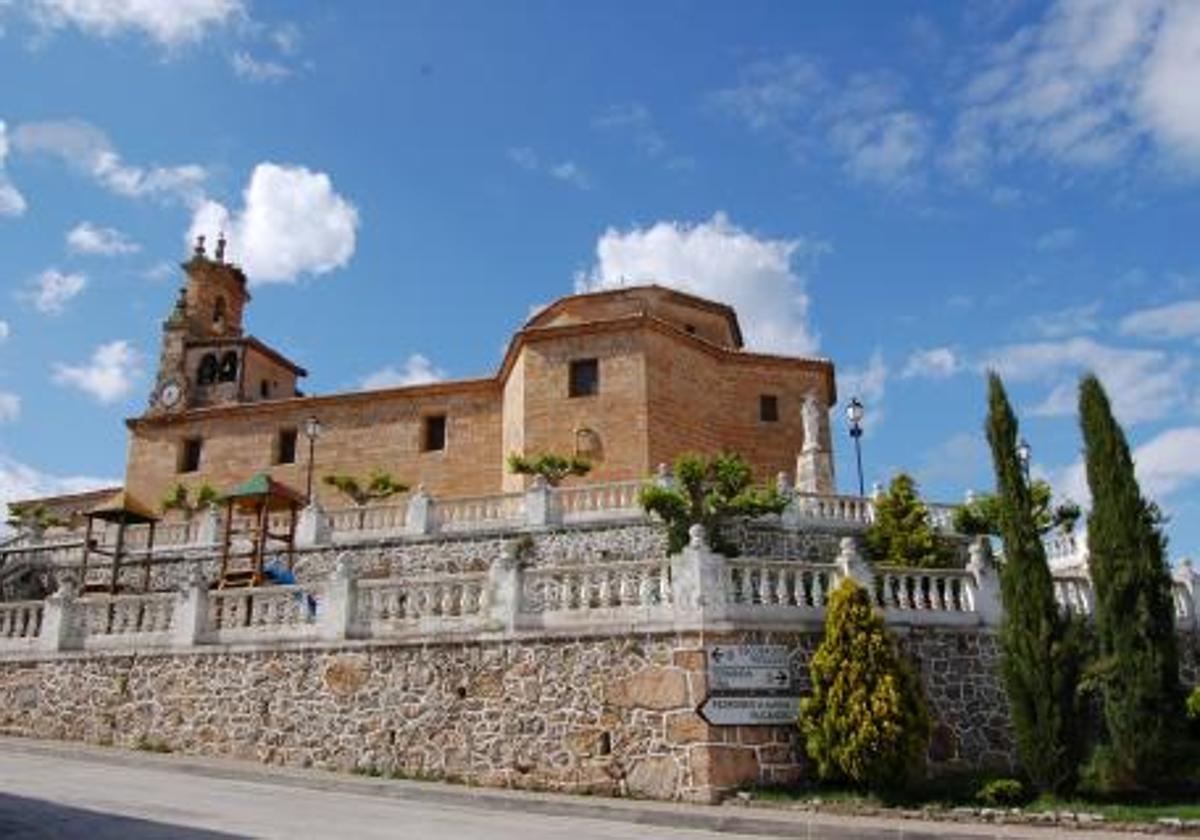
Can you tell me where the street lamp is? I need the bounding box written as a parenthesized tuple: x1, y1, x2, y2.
(304, 416, 323, 505)
(1017, 437, 1032, 484)
(847, 397, 865, 497)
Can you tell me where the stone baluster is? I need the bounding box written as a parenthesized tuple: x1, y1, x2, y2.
(670, 524, 729, 625)
(525, 475, 558, 528)
(297, 502, 331, 548)
(39, 576, 79, 652)
(485, 542, 521, 633)
(405, 486, 434, 536)
(834, 536, 873, 595)
(319, 555, 357, 640)
(173, 568, 210, 646)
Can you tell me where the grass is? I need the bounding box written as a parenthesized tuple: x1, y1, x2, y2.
(1026, 795, 1200, 824)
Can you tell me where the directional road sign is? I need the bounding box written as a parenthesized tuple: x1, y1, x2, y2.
(706, 644, 790, 668)
(697, 695, 800, 726)
(706, 644, 793, 694)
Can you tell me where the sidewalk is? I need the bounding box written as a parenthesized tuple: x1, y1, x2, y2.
(0, 736, 1183, 839)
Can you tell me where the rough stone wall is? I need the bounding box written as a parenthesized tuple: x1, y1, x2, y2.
(0, 627, 1029, 802)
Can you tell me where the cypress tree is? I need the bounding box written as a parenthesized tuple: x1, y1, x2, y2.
(1079, 374, 1182, 790)
(985, 373, 1084, 794)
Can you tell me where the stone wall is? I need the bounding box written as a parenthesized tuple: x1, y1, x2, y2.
(0, 626, 1019, 803)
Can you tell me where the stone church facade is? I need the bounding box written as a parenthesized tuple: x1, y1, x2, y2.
(29, 236, 839, 516)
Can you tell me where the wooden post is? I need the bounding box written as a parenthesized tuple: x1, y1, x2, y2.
(80, 515, 94, 590)
(286, 502, 297, 572)
(218, 499, 234, 586)
(110, 513, 126, 596)
(141, 520, 157, 593)
(254, 500, 268, 584)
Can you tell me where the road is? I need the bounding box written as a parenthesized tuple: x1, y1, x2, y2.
(0, 739, 1166, 839)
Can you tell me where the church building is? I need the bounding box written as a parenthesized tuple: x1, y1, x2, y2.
(21, 235, 839, 519)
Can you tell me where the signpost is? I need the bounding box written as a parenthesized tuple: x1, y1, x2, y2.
(700, 644, 799, 726)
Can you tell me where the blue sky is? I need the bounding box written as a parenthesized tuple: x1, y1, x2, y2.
(1, 1, 1198, 559)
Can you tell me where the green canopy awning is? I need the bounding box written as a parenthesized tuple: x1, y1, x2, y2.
(224, 473, 305, 511)
(87, 490, 159, 524)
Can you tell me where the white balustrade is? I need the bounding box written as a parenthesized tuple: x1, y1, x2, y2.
(431, 493, 526, 533)
(356, 574, 485, 626)
(1052, 576, 1094, 616)
(789, 493, 873, 527)
(520, 561, 671, 614)
(327, 504, 408, 535)
(1172, 581, 1194, 625)
(725, 560, 834, 609)
(0, 601, 43, 639)
(874, 568, 977, 614)
(75, 593, 176, 639)
(208, 584, 322, 637)
(552, 481, 645, 523)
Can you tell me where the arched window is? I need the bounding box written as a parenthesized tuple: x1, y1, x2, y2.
(213, 296, 227, 327)
(196, 353, 218, 385)
(217, 351, 239, 382)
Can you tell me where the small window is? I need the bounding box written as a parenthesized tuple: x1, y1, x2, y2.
(760, 394, 779, 423)
(179, 437, 203, 473)
(569, 358, 599, 398)
(685, 324, 697, 335)
(276, 428, 298, 465)
(213, 296, 227, 326)
(423, 415, 447, 452)
(196, 353, 218, 385)
(260, 379, 270, 398)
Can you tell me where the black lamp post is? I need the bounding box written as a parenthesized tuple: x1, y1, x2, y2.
(847, 397, 865, 497)
(1017, 437, 1032, 484)
(304, 415, 323, 505)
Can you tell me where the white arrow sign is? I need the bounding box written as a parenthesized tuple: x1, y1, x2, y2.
(698, 695, 800, 726)
(709, 664, 793, 692)
(706, 644, 790, 669)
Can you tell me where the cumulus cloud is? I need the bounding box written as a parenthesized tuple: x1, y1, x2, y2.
(0, 392, 18, 422)
(839, 349, 888, 431)
(0, 320, 9, 342)
(1027, 302, 1101, 338)
(359, 354, 445, 390)
(52, 339, 140, 403)
(575, 212, 824, 355)
(0, 120, 27, 217)
(507, 147, 592, 189)
(0, 454, 116, 534)
(187, 162, 359, 284)
(21, 268, 86, 315)
(983, 337, 1190, 425)
(66, 221, 140, 255)
(231, 50, 290, 82)
(948, 0, 1200, 179)
(1050, 425, 1200, 512)
(549, 161, 590, 190)
(29, 0, 244, 47)
(901, 347, 961, 380)
(1119, 298, 1200, 341)
(918, 432, 988, 487)
(12, 119, 205, 204)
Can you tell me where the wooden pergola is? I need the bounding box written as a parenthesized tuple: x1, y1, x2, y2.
(217, 473, 304, 588)
(80, 491, 160, 594)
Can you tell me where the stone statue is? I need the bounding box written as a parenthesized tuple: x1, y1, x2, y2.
(802, 395, 823, 452)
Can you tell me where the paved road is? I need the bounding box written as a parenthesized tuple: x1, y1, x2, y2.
(0, 740, 1167, 840)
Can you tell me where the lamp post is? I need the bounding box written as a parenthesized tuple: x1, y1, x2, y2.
(847, 397, 865, 497)
(304, 416, 323, 505)
(1017, 437, 1032, 484)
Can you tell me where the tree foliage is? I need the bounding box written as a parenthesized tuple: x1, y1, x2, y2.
(1079, 374, 1183, 791)
(161, 482, 220, 515)
(322, 471, 408, 507)
(985, 373, 1086, 795)
(863, 473, 954, 568)
(953, 480, 1081, 537)
(637, 452, 787, 555)
(5, 503, 67, 532)
(800, 578, 931, 791)
(506, 452, 592, 486)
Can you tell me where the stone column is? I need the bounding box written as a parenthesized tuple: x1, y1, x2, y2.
(320, 555, 357, 641)
(524, 475, 558, 528)
(195, 504, 222, 547)
(485, 542, 521, 633)
(405, 486, 433, 536)
(296, 502, 331, 548)
(654, 463, 673, 489)
(834, 536, 873, 592)
(39, 578, 79, 652)
(794, 396, 834, 494)
(671, 525, 729, 626)
(966, 537, 1003, 627)
(1173, 559, 1200, 633)
(173, 568, 209, 647)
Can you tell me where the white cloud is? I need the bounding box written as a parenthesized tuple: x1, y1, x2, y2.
(549, 161, 590, 190)
(1034, 226, 1079, 252)
(507, 146, 538, 170)
(0, 392, 18, 422)
(1119, 298, 1200, 341)
(0, 454, 116, 535)
(575, 212, 824, 355)
(984, 337, 1190, 425)
(593, 103, 667, 157)
(231, 50, 290, 82)
(1050, 425, 1200, 512)
(918, 432, 987, 487)
(12, 119, 206, 204)
(1027, 302, 1101, 338)
(901, 347, 961, 379)
(187, 162, 359, 284)
(0, 120, 26, 217)
(0, 320, 9, 342)
(29, 0, 244, 47)
(359, 354, 445, 391)
(66, 221, 140, 255)
(839, 349, 888, 431)
(948, 0, 1200, 180)
(52, 339, 140, 403)
(21, 268, 86, 315)
(140, 260, 174, 282)
(709, 54, 825, 133)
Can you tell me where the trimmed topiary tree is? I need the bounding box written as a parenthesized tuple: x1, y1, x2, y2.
(800, 577, 931, 791)
(1079, 374, 1183, 791)
(506, 451, 592, 486)
(953, 480, 1080, 537)
(864, 473, 953, 568)
(322, 471, 408, 507)
(985, 372, 1086, 796)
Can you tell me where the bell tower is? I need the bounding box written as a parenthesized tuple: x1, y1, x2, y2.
(181, 232, 250, 339)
